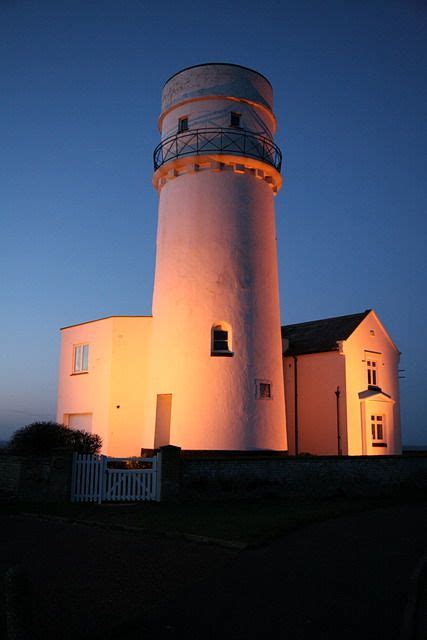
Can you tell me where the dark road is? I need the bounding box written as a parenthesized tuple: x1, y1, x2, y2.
(1, 502, 426, 639)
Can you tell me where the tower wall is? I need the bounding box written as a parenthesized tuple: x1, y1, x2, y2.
(147, 64, 287, 451)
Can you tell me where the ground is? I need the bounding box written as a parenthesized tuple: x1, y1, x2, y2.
(0, 500, 426, 639)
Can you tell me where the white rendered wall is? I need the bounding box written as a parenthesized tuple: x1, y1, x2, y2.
(57, 318, 114, 452)
(284, 351, 347, 455)
(161, 64, 274, 113)
(343, 311, 401, 455)
(108, 316, 152, 456)
(148, 64, 287, 450)
(57, 316, 152, 456)
(161, 97, 275, 141)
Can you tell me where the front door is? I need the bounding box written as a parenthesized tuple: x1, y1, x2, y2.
(154, 394, 172, 449)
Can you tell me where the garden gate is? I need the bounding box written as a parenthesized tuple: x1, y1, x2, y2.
(71, 453, 161, 503)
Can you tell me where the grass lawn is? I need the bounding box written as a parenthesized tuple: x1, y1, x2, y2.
(2, 495, 424, 546)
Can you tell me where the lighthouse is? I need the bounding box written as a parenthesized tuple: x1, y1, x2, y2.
(56, 63, 402, 459)
(148, 63, 287, 451)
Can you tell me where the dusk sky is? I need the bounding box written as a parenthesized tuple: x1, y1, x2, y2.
(1, 0, 426, 445)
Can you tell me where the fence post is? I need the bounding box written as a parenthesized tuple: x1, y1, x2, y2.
(98, 455, 107, 504)
(157, 445, 181, 502)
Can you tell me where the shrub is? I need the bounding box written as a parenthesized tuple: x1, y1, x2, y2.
(67, 429, 102, 455)
(8, 421, 102, 456)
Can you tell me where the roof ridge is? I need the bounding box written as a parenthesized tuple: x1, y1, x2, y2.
(282, 309, 371, 329)
(60, 315, 153, 330)
(281, 310, 373, 356)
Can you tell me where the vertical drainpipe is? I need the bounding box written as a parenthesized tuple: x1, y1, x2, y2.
(335, 385, 342, 456)
(293, 355, 299, 456)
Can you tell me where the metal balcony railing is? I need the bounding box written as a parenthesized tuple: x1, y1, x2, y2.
(153, 128, 282, 172)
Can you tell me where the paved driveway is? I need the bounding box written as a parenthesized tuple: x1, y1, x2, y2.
(1, 502, 426, 639)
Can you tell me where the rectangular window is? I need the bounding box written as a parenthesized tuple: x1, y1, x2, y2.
(370, 415, 386, 447)
(256, 379, 272, 400)
(178, 116, 188, 133)
(230, 111, 241, 128)
(259, 383, 271, 398)
(73, 344, 89, 373)
(367, 359, 378, 386)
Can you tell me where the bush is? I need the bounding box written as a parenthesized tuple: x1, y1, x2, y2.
(67, 428, 102, 455)
(8, 421, 102, 456)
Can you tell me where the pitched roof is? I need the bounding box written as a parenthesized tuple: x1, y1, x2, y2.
(281, 310, 371, 356)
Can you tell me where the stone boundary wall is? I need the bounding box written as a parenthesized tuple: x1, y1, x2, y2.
(2, 447, 426, 502)
(0, 450, 73, 502)
(180, 455, 427, 499)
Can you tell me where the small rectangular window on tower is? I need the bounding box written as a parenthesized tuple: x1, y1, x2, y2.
(256, 380, 272, 399)
(72, 343, 89, 374)
(230, 111, 241, 128)
(178, 116, 188, 133)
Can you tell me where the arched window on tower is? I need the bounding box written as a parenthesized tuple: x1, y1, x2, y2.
(211, 322, 233, 357)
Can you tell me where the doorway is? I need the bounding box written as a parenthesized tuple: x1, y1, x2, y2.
(154, 394, 172, 448)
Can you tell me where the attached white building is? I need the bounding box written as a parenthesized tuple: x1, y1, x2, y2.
(57, 316, 152, 456)
(282, 310, 401, 456)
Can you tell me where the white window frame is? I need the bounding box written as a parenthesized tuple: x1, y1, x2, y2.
(370, 414, 386, 446)
(72, 343, 89, 374)
(366, 358, 378, 387)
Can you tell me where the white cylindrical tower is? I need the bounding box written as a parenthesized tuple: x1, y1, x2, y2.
(148, 63, 287, 451)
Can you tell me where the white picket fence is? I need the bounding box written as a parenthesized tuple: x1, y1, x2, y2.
(71, 453, 161, 503)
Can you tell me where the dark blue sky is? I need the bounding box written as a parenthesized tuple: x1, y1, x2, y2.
(1, 0, 426, 444)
